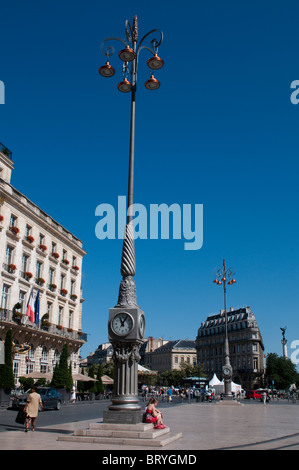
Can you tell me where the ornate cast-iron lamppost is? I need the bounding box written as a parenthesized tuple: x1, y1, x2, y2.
(98, 16, 164, 424)
(213, 259, 236, 398)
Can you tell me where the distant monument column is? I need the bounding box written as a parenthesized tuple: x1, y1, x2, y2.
(280, 327, 288, 358)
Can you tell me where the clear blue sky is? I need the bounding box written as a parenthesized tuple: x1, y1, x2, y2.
(1, 0, 298, 365)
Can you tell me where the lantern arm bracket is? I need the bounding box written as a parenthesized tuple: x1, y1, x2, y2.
(136, 29, 163, 56)
(100, 36, 130, 59)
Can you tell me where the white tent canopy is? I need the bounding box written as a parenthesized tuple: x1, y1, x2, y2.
(209, 373, 242, 393)
(138, 364, 157, 375)
(209, 373, 222, 386)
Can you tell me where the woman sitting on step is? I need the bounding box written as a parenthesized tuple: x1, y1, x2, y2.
(145, 398, 167, 429)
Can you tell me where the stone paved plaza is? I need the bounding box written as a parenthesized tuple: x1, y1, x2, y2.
(1, 401, 299, 451)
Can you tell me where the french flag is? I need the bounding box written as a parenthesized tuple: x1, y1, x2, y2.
(26, 289, 35, 323)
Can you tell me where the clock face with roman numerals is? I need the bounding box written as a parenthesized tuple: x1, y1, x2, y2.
(111, 312, 134, 336)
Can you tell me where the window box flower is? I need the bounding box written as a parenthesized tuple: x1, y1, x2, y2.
(67, 328, 73, 333)
(41, 320, 51, 329)
(49, 283, 57, 291)
(26, 235, 34, 243)
(62, 259, 69, 265)
(8, 263, 17, 272)
(10, 226, 20, 235)
(39, 244, 47, 252)
(70, 294, 78, 301)
(37, 277, 45, 285)
(52, 252, 60, 259)
(56, 324, 63, 330)
(78, 331, 83, 337)
(60, 288, 68, 296)
(24, 271, 33, 280)
(0, 215, 4, 222)
(73, 265, 79, 271)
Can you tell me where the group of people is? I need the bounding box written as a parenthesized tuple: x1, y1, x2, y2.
(21, 385, 169, 433)
(141, 386, 174, 402)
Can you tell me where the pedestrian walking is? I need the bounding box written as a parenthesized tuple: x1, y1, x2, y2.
(71, 386, 76, 404)
(167, 387, 172, 403)
(23, 385, 44, 432)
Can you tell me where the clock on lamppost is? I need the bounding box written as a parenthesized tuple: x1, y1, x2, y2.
(223, 365, 232, 378)
(111, 312, 134, 337)
(108, 308, 145, 343)
(99, 15, 164, 424)
(213, 259, 236, 398)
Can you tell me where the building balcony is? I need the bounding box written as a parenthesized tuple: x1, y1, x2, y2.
(0, 308, 87, 343)
(0, 142, 12, 160)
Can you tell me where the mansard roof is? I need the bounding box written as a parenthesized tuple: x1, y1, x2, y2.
(152, 339, 196, 353)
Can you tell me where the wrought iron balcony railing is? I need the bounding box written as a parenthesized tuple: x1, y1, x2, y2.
(0, 142, 12, 160)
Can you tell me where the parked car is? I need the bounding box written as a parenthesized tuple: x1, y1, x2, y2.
(11, 387, 61, 410)
(245, 390, 262, 400)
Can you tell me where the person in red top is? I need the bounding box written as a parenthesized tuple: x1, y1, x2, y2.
(145, 398, 167, 429)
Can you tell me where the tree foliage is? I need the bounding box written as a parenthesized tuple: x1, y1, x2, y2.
(0, 329, 14, 390)
(158, 363, 206, 387)
(265, 353, 299, 389)
(51, 344, 73, 390)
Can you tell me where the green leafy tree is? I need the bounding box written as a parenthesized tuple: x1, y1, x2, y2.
(19, 376, 34, 390)
(265, 353, 298, 389)
(51, 344, 73, 390)
(0, 329, 14, 390)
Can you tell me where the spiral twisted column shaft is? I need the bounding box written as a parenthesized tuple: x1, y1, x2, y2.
(120, 222, 136, 277)
(116, 222, 137, 307)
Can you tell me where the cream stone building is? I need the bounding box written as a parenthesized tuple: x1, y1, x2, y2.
(0, 143, 87, 385)
(144, 340, 197, 373)
(195, 306, 265, 390)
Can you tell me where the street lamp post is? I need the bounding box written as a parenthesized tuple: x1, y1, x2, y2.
(213, 259, 236, 397)
(98, 16, 164, 423)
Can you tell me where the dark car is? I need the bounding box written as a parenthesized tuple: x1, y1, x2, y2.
(12, 387, 61, 410)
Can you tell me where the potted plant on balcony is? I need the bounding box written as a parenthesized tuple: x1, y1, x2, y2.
(56, 324, 63, 330)
(24, 271, 33, 280)
(41, 313, 51, 330)
(0, 215, 4, 222)
(8, 263, 17, 273)
(52, 252, 59, 259)
(26, 235, 34, 243)
(37, 277, 45, 286)
(9, 226, 19, 235)
(60, 288, 68, 296)
(70, 294, 78, 301)
(62, 259, 69, 265)
(39, 244, 47, 252)
(72, 265, 79, 271)
(13, 303, 22, 322)
(49, 283, 57, 291)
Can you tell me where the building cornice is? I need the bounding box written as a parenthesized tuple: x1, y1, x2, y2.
(0, 179, 87, 256)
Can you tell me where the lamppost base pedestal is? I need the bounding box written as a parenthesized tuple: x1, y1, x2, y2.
(103, 409, 143, 424)
(222, 395, 234, 401)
